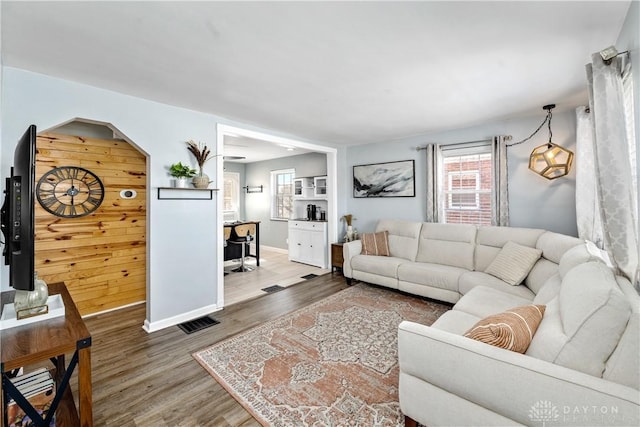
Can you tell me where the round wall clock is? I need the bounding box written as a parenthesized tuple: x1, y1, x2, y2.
(36, 166, 105, 218)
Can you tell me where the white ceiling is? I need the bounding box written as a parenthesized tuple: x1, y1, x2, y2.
(1, 1, 631, 152)
(223, 134, 316, 164)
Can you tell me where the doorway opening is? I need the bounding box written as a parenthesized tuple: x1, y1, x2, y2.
(216, 124, 337, 307)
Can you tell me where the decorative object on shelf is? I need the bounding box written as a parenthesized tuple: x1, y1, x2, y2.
(36, 166, 105, 218)
(243, 185, 263, 193)
(186, 140, 214, 189)
(508, 104, 574, 180)
(169, 162, 197, 188)
(353, 160, 415, 198)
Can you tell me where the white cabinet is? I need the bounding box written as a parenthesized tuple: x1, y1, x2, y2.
(288, 220, 327, 268)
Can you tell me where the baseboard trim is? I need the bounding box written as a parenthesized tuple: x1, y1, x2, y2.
(142, 303, 222, 333)
(82, 300, 145, 319)
(260, 244, 288, 254)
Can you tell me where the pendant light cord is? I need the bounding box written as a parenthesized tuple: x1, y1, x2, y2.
(507, 106, 554, 147)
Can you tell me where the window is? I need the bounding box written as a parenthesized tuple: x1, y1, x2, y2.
(271, 169, 295, 220)
(440, 148, 493, 226)
(223, 172, 240, 222)
(447, 170, 480, 209)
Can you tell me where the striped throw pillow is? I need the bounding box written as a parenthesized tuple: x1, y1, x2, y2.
(464, 305, 546, 353)
(361, 231, 390, 256)
(484, 241, 542, 285)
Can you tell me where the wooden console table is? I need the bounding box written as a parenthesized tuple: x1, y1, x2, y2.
(1, 282, 92, 426)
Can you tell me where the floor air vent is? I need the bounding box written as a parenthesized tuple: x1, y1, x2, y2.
(301, 274, 318, 280)
(262, 285, 284, 293)
(178, 316, 220, 334)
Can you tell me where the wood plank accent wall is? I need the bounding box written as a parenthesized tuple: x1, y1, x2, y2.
(34, 133, 147, 316)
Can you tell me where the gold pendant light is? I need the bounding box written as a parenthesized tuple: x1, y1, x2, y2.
(527, 104, 574, 180)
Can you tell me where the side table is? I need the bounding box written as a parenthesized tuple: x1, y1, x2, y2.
(1, 282, 93, 427)
(331, 242, 344, 274)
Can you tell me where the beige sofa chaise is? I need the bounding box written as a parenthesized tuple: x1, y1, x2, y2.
(342, 219, 640, 426)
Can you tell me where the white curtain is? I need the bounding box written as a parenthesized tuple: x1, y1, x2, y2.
(492, 136, 509, 226)
(425, 143, 439, 222)
(575, 107, 604, 248)
(577, 52, 638, 282)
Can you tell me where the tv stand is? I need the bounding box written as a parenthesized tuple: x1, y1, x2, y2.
(1, 282, 92, 426)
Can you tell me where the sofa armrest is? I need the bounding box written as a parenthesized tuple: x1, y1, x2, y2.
(342, 240, 362, 278)
(398, 321, 640, 425)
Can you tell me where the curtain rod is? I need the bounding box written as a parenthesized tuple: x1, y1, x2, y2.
(416, 136, 513, 151)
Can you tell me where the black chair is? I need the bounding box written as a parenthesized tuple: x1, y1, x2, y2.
(230, 223, 256, 272)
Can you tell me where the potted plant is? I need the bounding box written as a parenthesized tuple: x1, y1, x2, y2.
(169, 162, 197, 188)
(186, 140, 213, 188)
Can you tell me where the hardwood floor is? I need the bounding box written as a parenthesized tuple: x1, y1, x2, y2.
(79, 273, 349, 426)
(224, 245, 330, 306)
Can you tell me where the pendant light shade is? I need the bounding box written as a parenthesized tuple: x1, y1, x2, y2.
(529, 141, 574, 180)
(527, 104, 574, 180)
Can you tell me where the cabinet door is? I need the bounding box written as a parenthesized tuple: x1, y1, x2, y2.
(288, 227, 304, 262)
(309, 230, 327, 267)
(293, 179, 303, 197)
(313, 176, 327, 197)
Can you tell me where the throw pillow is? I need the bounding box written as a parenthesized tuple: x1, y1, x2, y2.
(464, 305, 546, 353)
(360, 231, 391, 256)
(484, 241, 542, 285)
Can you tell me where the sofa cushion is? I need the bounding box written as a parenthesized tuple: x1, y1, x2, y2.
(458, 271, 536, 300)
(527, 262, 631, 377)
(453, 286, 534, 319)
(524, 258, 559, 295)
(484, 241, 542, 285)
(464, 305, 546, 353)
(415, 223, 476, 270)
(558, 242, 609, 278)
(360, 231, 390, 256)
(397, 262, 467, 293)
(375, 219, 422, 261)
(603, 276, 640, 389)
(532, 273, 562, 305)
(475, 226, 545, 272)
(535, 231, 583, 264)
(431, 310, 480, 335)
(350, 254, 406, 279)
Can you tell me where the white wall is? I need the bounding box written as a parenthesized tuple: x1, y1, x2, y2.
(1, 67, 219, 331)
(244, 152, 327, 249)
(345, 110, 578, 236)
(1, 67, 340, 330)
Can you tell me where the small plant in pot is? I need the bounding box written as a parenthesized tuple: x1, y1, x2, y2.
(186, 140, 214, 189)
(169, 162, 197, 188)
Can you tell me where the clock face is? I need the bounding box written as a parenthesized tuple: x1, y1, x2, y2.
(36, 166, 105, 218)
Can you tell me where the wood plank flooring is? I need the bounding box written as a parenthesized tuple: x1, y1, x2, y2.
(224, 246, 330, 306)
(79, 273, 349, 426)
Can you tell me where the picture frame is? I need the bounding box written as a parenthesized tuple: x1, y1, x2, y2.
(353, 160, 415, 198)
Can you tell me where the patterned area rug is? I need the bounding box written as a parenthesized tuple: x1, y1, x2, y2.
(193, 284, 450, 426)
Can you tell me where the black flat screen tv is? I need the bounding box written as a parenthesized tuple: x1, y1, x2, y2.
(1, 125, 37, 291)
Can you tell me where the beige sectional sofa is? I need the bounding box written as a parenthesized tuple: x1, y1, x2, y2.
(342, 219, 640, 426)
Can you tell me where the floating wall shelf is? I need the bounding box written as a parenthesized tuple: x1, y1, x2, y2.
(157, 187, 218, 200)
